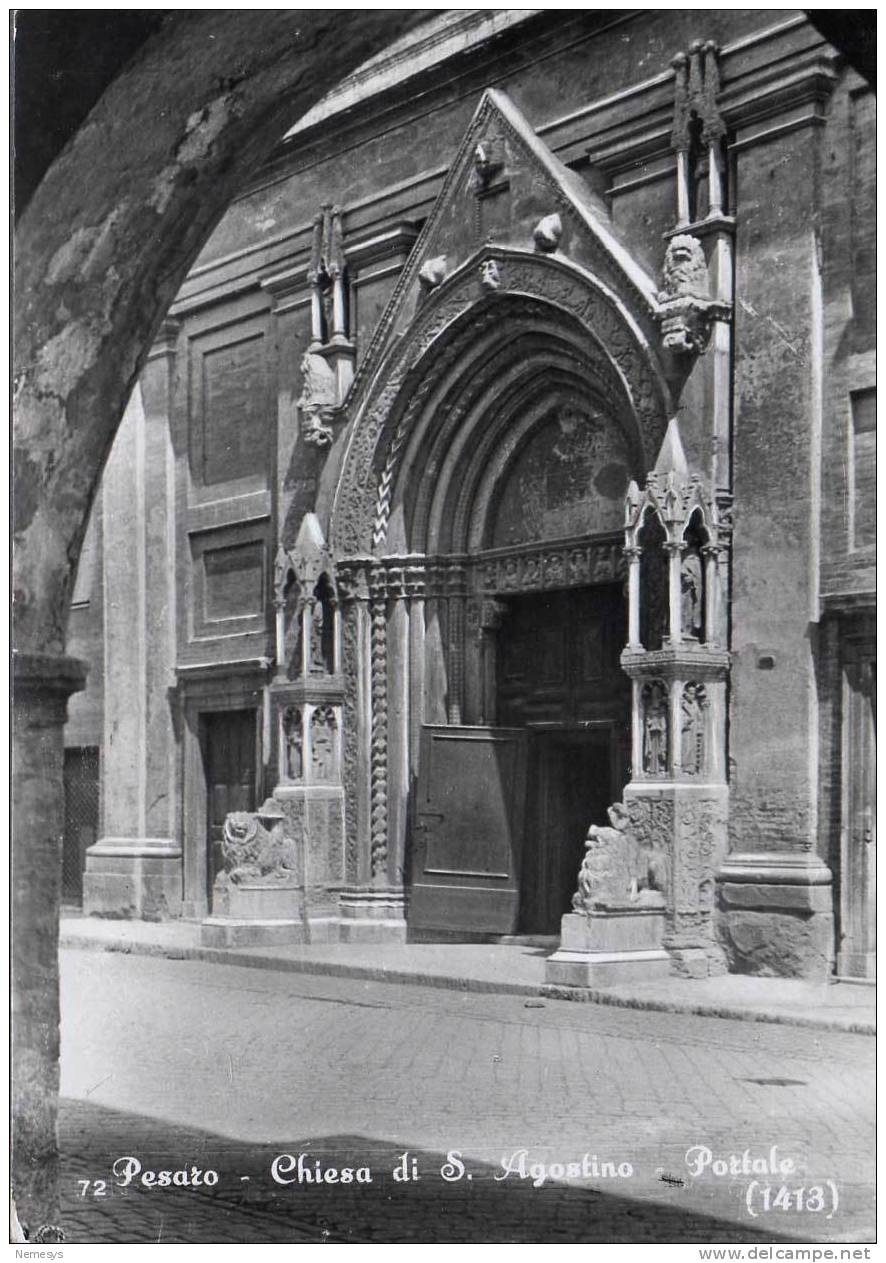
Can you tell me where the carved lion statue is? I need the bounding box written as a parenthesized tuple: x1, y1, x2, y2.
(219, 805, 299, 886)
(572, 801, 668, 913)
(658, 234, 710, 302)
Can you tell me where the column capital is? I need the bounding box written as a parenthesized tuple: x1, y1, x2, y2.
(13, 651, 87, 699)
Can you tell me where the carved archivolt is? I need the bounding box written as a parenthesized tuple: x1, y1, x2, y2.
(332, 250, 670, 557)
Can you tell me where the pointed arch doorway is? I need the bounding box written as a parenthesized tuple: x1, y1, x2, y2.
(329, 249, 671, 942)
(377, 302, 641, 937)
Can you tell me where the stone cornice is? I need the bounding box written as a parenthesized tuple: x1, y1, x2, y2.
(269, 677, 346, 703)
(171, 15, 836, 316)
(621, 644, 731, 680)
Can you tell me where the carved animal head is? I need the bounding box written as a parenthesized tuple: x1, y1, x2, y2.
(224, 812, 257, 843)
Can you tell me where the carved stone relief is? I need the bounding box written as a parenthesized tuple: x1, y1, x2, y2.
(311, 705, 338, 783)
(478, 538, 625, 595)
(282, 706, 303, 781)
(680, 682, 706, 776)
(641, 680, 669, 776)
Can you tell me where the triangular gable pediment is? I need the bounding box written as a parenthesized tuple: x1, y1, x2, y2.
(349, 87, 661, 404)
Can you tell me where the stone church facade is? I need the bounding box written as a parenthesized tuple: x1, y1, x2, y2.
(64, 11, 874, 981)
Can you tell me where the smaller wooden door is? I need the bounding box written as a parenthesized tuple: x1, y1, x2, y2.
(201, 709, 257, 901)
(838, 643, 875, 978)
(410, 725, 528, 936)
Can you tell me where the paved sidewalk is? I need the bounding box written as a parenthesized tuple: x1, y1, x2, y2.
(59, 914, 875, 1034)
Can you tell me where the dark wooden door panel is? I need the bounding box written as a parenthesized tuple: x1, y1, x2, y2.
(410, 725, 528, 935)
(498, 585, 627, 726)
(838, 642, 875, 978)
(202, 709, 257, 899)
(521, 731, 616, 934)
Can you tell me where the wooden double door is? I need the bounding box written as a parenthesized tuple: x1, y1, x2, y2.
(410, 585, 629, 936)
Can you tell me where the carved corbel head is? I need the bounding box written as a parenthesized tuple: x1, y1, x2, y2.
(656, 234, 729, 356)
(533, 213, 563, 253)
(479, 259, 501, 291)
(418, 255, 448, 294)
(473, 136, 505, 187)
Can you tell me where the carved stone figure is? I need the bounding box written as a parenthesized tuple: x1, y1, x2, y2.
(681, 682, 706, 776)
(533, 212, 562, 253)
(273, 543, 294, 607)
(473, 136, 504, 185)
(660, 234, 710, 302)
(219, 801, 298, 886)
(572, 801, 667, 913)
(656, 234, 723, 355)
(479, 259, 501, 290)
(680, 549, 703, 639)
(642, 680, 669, 776)
(418, 255, 447, 293)
(297, 350, 337, 447)
(308, 599, 327, 675)
(282, 707, 302, 781)
(311, 705, 337, 782)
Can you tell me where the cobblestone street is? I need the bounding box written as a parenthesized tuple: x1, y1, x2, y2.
(59, 951, 875, 1244)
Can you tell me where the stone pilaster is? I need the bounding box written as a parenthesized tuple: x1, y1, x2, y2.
(718, 69, 837, 978)
(84, 333, 182, 919)
(12, 652, 86, 1238)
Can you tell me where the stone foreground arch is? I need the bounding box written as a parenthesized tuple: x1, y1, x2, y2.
(12, 10, 430, 1237)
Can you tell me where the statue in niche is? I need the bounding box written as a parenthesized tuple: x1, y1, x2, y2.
(680, 550, 704, 640)
(572, 802, 668, 912)
(642, 681, 669, 776)
(308, 599, 326, 675)
(681, 682, 707, 776)
(311, 706, 337, 782)
(283, 707, 302, 781)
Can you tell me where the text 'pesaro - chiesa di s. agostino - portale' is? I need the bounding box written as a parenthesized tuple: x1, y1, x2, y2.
(63, 11, 874, 985)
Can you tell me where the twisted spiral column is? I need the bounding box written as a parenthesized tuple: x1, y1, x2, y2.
(369, 576, 389, 878)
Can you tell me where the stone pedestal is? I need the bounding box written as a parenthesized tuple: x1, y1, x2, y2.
(716, 852, 834, 980)
(83, 837, 182, 921)
(201, 883, 308, 947)
(626, 782, 730, 977)
(338, 886, 407, 942)
(545, 907, 670, 987)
